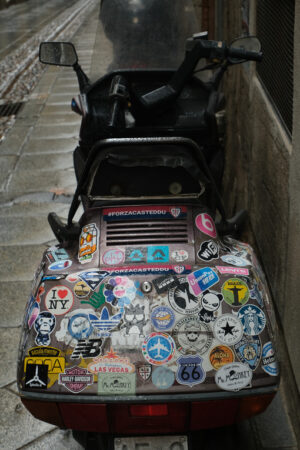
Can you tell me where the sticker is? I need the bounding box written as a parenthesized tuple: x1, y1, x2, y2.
(103, 206, 187, 221)
(102, 265, 191, 276)
(151, 306, 175, 331)
(209, 345, 235, 370)
(81, 285, 106, 309)
(176, 355, 206, 387)
(104, 276, 136, 310)
(221, 255, 250, 267)
(197, 240, 219, 261)
(152, 366, 175, 389)
(98, 373, 136, 395)
(59, 366, 94, 393)
(142, 333, 175, 365)
(262, 341, 279, 376)
(71, 338, 103, 359)
(171, 250, 188, 262)
(125, 247, 147, 263)
(250, 280, 264, 307)
(24, 347, 65, 375)
(25, 363, 48, 389)
(216, 266, 249, 276)
(174, 265, 186, 274)
(74, 281, 91, 298)
(137, 364, 152, 381)
(122, 303, 147, 336)
(102, 249, 125, 266)
(68, 313, 93, 339)
(48, 260, 72, 271)
(234, 335, 261, 370)
(238, 305, 266, 336)
(42, 274, 66, 281)
(88, 348, 135, 374)
(168, 277, 200, 315)
(46, 246, 69, 263)
(215, 362, 252, 391)
(45, 286, 74, 315)
(89, 307, 123, 336)
(27, 297, 40, 329)
(78, 270, 109, 291)
(213, 314, 243, 345)
(78, 223, 98, 264)
(173, 317, 212, 355)
(187, 268, 219, 296)
(198, 290, 223, 323)
(147, 246, 169, 263)
(222, 278, 249, 308)
(195, 213, 217, 238)
(153, 275, 179, 294)
(34, 311, 56, 346)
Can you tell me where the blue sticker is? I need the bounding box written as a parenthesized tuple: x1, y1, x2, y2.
(238, 304, 266, 336)
(151, 306, 175, 331)
(46, 247, 69, 263)
(142, 333, 175, 365)
(234, 335, 261, 370)
(48, 260, 72, 271)
(68, 314, 93, 340)
(78, 270, 109, 291)
(187, 268, 219, 295)
(125, 247, 147, 263)
(262, 341, 279, 376)
(147, 246, 169, 263)
(176, 355, 206, 387)
(34, 311, 56, 346)
(152, 366, 175, 389)
(89, 307, 123, 336)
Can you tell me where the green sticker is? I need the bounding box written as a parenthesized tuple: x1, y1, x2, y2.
(222, 278, 249, 307)
(97, 372, 136, 395)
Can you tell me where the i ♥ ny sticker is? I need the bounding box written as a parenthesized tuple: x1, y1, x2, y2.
(45, 286, 74, 315)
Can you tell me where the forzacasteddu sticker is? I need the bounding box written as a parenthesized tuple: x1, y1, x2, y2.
(25, 363, 48, 389)
(213, 314, 243, 346)
(198, 290, 223, 323)
(71, 338, 103, 359)
(209, 345, 235, 370)
(261, 341, 279, 376)
(222, 278, 249, 308)
(59, 366, 94, 393)
(187, 267, 219, 296)
(234, 335, 261, 370)
(45, 286, 74, 315)
(215, 362, 252, 391)
(142, 332, 175, 365)
(34, 311, 56, 346)
(102, 206, 187, 221)
(78, 223, 98, 264)
(151, 306, 175, 331)
(238, 304, 266, 336)
(168, 277, 200, 315)
(197, 240, 219, 261)
(173, 317, 212, 355)
(176, 355, 206, 387)
(152, 366, 175, 389)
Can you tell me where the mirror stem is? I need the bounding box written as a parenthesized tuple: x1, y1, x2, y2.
(74, 62, 90, 92)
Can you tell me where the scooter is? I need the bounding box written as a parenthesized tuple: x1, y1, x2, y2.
(17, 5, 279, 449)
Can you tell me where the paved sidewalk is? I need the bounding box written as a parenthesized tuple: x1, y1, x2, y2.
(0, 3, 299, 449)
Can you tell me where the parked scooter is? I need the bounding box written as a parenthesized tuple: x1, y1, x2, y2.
(17, 3, 279, 449)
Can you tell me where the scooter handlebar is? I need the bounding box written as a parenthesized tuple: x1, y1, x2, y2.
(227, 47, 263, 62)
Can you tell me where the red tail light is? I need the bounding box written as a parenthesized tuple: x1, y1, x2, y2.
(130, 404, 168, 417)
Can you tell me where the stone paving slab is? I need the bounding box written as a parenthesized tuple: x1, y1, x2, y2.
(0, 126, 33, 155)
(20, 429, 83, 449)
(0, 216, 55, 245)
(0, 281, 32, 327)
(22, 137, 77, 154)
(8, 168, 76, 195)
(0, 327, 22, 387)
(16, 152, 73, 171)
(0, 245, 46, 282)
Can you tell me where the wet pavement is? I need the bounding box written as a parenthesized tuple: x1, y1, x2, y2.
(0, 1, 299, 449)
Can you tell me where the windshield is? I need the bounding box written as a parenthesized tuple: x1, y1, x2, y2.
(97, 0, 199, 72)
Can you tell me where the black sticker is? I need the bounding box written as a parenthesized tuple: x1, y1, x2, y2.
(71, 338, 103, 359)
(153, 275, 179, 294)
(25, 363, 48, 389)
(198, 240, 219, 261)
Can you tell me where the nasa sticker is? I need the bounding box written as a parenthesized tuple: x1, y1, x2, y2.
(45, 286, 74, 315)
(152, 366, 175, 389)
(213, 314, 243, 345)
(215, 362, 252, 392)
(173, 317, 212, 355)
(151, 306, 175, 331)
(262, 341, 279, 376)
(238, 304, 266, 336)
(142, 332, 175, 365)
(168, 277, 200, 315)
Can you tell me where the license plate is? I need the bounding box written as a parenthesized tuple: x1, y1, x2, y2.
(114, 435, 188, 450)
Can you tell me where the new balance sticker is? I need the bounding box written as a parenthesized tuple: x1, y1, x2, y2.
(59, 366, 94, 393)
(71, 338, 103, 359)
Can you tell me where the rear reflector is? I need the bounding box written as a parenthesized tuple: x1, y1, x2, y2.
(130, 404, 168, 417)
(59, 403, 109, 432)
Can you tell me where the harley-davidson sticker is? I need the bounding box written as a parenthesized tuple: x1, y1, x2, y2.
(152, 366, 175, 389)
(261, 341, 279, 376)
(78, 223, 98, 264)
(168, 277, 200, 315)
(222, 278, 249, 308)
(195, 213, 217, 238)
(59, 366, 94, 393)
(215, 362, 252, 391)
(88, 348, 135, 374)
(137, 364, 152, 381)
(198, 240, 219, 261)
(187, 268, 219, 296)
(45, 286, 74, 315)
(142, 333, 175, 365)
(176, 355, 206, 387)
(174, 317, 212, 355)
(234, 335, 261, 370)
(213, 314, 243, 345)
(209, 345, 234, 370)
(98, 373, 136, 395)
(151, 306, 175, 331)
(238, 305, 266, 336)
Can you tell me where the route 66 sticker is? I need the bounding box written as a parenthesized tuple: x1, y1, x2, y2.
(176, 355, 206, 387)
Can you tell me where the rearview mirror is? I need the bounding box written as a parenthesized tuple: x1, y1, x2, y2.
(229, 36, 261, 64)
(39, 42, 78, 67)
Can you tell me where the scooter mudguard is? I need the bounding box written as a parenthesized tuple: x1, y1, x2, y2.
(17, 204, 279, 432)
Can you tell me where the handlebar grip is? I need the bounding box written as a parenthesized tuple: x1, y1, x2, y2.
(228, 47, 263, 62)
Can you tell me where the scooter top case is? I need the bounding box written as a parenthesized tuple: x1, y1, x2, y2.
(17, 138, 279, 434)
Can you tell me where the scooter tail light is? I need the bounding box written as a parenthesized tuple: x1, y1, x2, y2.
(237, 393, 275, 421)
(129, 404, 168, 417)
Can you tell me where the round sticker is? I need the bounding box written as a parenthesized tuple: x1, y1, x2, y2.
(151, 306, 175, 331)
(213, 314, 243, 345)
(171, 250, 188, 262)
(102, 249, 125, 266)
(173, 317, 212, 355)
(262, 341, 279, 376)
(209, 345, 235, 370)
(152, 366, 175, 389)
(215, 362, 252, 391)
(142, 332, 175, 365)
(48, 260, 72, 271)
(222, 278, 249, 307)
(74, 281, 91, 298)
(45, 286, 74, 315)
(221, 254, 250, 267)
(238, 304, 266, 336)
(68, 313, 93, 339)
(168, 277, 200, 315)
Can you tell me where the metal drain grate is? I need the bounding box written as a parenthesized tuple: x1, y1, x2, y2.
(0, 102, 24, 117)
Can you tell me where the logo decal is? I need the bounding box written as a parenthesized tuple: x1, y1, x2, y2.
(34, 311, 56, 346)
(173, 317, 212, 355)
(213, 314, 243, 345)
(142, 333, 175, 365)
(238, 305, 266, 336)
(78, 223, 98, 264)
(88, 307, 123, 336)
(137, 364, 152, 381)
(48, 260, 72, 271)
(222, 278, 249, 307)
(98, 373, 136, 395)
(74, 281, 91, 298)
(176, 355, 206, 387)
(221, 254, 251, 267)
(45, 286, 74, 315)
(25, 364, 48, 389)
(71, 338, 103, 359)
(147, 246, 169, 263)
(125, 247, 147, 263)
(198, 240, 219, 261)
(59, 366, 94, 393)
(78, 270, 109, 291)
(195, 213, 217, 238)
(261, 341, 279, 376)
(198, 290, 223, 323)
(216, 266, 249, 276)
(168, 277, 200, 315)
(171, 249, 188, 262)
(87, 348, 135, 374)
(187, 268, 219, 296)
(68, 313, 94, 340)
(102, 249, 125, 266)
(152, 366, 175, 389)
(151, 306, 175, 331)
(153, 275, 179, 294)
(234, 335, 261, 370)
(209, 345, 234, 370)
(215, 362, 252, 391)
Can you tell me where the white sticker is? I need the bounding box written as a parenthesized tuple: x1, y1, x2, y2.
(215, 362, 252, 391)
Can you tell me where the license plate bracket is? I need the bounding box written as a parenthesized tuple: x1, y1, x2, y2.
(114, 435, 188, 450)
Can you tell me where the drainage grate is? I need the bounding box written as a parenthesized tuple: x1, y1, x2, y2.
(0, 102, 24, 117)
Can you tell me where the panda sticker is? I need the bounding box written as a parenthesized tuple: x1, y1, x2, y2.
(198, 290, 223, 323)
